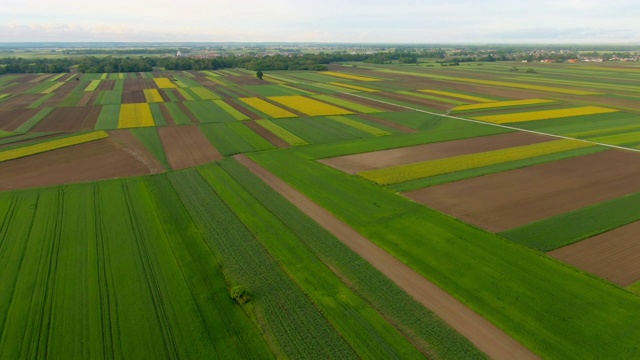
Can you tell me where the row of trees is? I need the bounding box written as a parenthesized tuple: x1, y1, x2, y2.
(0, 58, 73, 75)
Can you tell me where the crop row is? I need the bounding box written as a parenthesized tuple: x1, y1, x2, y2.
(169, 169, 355, 359)
(0, 131, 109, 162)
(419, 89, 494, 103)
(269, 95, 353, 117)
(322, 71, 380, 82)
(453, 98, 554, 111)
(256, 119, 308, 146)
(240, 97, 297, 118)
(219, 158, 486, 359)
(474, 106, 619, 124)
(360, 139, 593, 185)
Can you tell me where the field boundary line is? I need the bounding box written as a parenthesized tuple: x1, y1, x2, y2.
(234, 153, 539, 360)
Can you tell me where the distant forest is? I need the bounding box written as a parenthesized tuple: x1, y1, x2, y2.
(0, 50, 425, 74)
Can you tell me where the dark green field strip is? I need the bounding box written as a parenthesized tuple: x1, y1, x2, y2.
(203, 161, 431, 359)
(199, 123, 269, 156)
(14, 107, 54, 133)
(227, 122, 276, 151)
(172, 76, 202, 88)
(23, 81, 58, 94)
(501, 191, 640, 251)
(250, 148, 640, 359)
(0, 131, 13, 138)
(163, 102, 192, 125)
(161, 88, 180, 102)
(96, 90, 122, 106)
(94, 104, 120, 130)
(337, 114, 401, 135)
(168, 169, 356, 359)
(149, 103, 167, 126)
(130, 128, 170, 169)
(218, 158, 487, 359)
(389, 145, 607, 192)
(358, 93, 446, 113)
(272, 117, 374, 144)
(143, 175, 272, 359)
(183, 100, 237, 123)
(56, 91, 86, 107)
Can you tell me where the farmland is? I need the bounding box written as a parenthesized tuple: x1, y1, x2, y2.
(2, 59, 640, 359)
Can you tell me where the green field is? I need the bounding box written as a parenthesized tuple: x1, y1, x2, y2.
(3, 62, 640, 359)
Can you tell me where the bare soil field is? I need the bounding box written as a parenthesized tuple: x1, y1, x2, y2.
(123, 78, 153, 91)
(108, 129, 166, 173)
(0, 94, 44, 109)
(0, 138, 152, 191)
(235, 154, 538, 360)
(31, 106, 101, 132)
(158, 103, 176, 125)
(404, 150, 640, 232)
(0, 108, 41, 131)
(548, 221, 640, 286)
(321, 131, 551, 174)
(176, 102, 199, 123)
(227, 75, 265, 86)
(121, 90, 146, 104)
(158, 125, 222, 169)
(97, 80, 115, 91)
(76, 92, 98, 107)
(244, 121, 290, 148)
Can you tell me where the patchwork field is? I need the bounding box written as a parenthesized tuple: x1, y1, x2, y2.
(3, 61, 640, 359)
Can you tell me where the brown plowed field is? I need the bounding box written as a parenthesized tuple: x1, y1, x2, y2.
(321, 131, 551, 174)
(121, 90, 146, 104)
(0, 108, 40, 131)
(97, 80, 115, 91)
(0, 94, 43, 109)
(123, 78, 152, 91)
(405, 149, 640, 232)
(0, 138, 152, 191)
(31, 106, 101, 132)
(108, 130, 166, 173)
(158, 126, 222, 170)
(176, 103, 199, 124)
(376, 92, 453, 111)
(357, 114, 416, 133)
(76, 92, 98, 107)
(235, 154, 538, 360)
(227, 75, 264, 86)
(548, 221, 640, 286)
(334, 93, 406, 112)
(244, 121, 290, 148)
(158, 103, 176, 125)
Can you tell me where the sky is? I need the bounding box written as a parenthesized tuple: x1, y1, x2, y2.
(1, 0, 639, 43)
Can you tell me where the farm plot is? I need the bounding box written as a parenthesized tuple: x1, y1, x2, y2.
(361, 138, 591, 185)
(199, 122, 275, 156)
(453, 98, 555, 112)
(0, 137, 154, 190)
(118, 103, 154, 128)
(268, 95, 353, 116)
(322, 131, 550, 174)
(143, 89, 164, 102)
(183, 100, 239, 123)
(311, 94, 383, 113)
(158, 126, 222, 169)
(30, 106, 101, 132)
(270, 117, 375, 144)
(153, 77, 178, 89)
(404, 149, 640, 232)
(419, 89, 495, 103)
(474, 106, 619, 124)
(239, 97, 297, 118)
(548, 221, 640, 286)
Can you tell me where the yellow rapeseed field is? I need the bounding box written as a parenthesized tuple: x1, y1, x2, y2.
(239, 97, 297, 118)
(419, 89, 494, 103)
(328, 82, 378, 92)
(190, 87, 220, 100)
(268, 95, 353, 116)
(0, 131, 109, 162)
(474, 106, 619, 124)
(453, 98, 554, 111)
(256, 120, 308, 146)
(153, 78, 178, 89)
(143, 89, 164, 103)
(359, 139, 593, 185)
(322, 71, 380, 81)
(118, 103, 155, 128)
(41, 82, 65, 94)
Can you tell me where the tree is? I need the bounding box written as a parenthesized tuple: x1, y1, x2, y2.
(256, 70, 263, 80)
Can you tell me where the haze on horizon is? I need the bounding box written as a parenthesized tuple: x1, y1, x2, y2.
(2, 0, 639, 44)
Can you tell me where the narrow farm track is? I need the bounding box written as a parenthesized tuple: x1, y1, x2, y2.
(235, 154, 539, 360)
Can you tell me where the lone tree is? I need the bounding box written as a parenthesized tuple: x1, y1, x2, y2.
(256, 70, 264, 80)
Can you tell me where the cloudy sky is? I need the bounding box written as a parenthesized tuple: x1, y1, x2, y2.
(1, 0, 639, 43)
